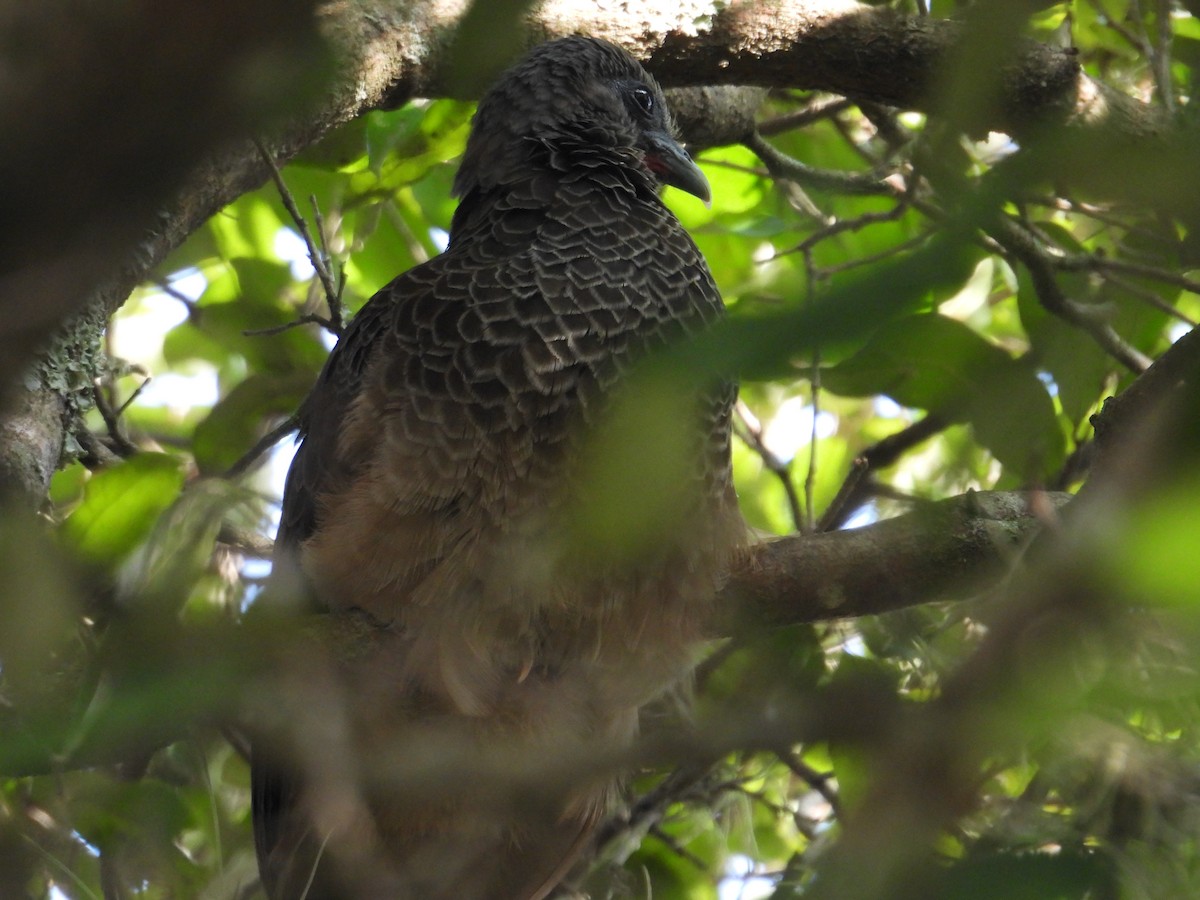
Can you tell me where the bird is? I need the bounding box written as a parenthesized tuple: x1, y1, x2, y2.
(251, 35, 745, 899)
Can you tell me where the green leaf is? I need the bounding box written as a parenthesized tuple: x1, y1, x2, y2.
(206, 193, 286, 261)
(700, 625, 824, 710)
(568, 372, 701, 564)
(362, 100, 473, 181)
(1016, 267, 1111, 425)
(295, 117, 370, 170)
(822, 313, 1065, 478)
(72, 774, 192, 851)
(163, 262, 328, 376)
(1110, 470, 1200, 608)
(48, 460, 88, 508)
(192, 371, 311, 475)
(62, 454, 185, 568)
(938, 849, 1113, 899)
(118, 479, 251, 613)
(343, 201, 422, 293)
(366, 104, 425, 171)
(668, 234, 979, 386)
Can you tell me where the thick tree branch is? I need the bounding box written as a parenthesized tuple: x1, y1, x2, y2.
(717, 490, 1065, 633)
(0, 489, 1059, 777)
(0, 386, 65, 502)
(1092, 323, 1200, 455)
(0, 0, 327, 390)
(1084, 323, 1200, 502)
(1, 0, 1178, 500)
(2, 0, 1171, 364)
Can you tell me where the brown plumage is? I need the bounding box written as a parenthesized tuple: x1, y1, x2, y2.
(252, 36, 744, 899)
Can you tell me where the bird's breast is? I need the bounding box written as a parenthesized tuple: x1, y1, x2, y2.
(305, 180, 740, 718)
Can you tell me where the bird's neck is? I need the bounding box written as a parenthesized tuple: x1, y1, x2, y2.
(449, 152, 660, 242)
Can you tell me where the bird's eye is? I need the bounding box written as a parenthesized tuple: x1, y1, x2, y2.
(630, 87, 654, 116)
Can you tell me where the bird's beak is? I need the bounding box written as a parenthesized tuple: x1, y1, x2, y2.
(642, 131, 711, 205)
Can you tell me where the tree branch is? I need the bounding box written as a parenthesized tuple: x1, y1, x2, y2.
(0, 0, 328, 390)
(2, 0, 1172, 364)
(1, 0, 1179, 500)
(0, 487, 1060, 778)
(716, 490, 1067, 633)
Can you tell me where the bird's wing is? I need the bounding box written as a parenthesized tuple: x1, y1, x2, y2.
(251, 268, 419, 900)
(274, 288, 396, 554)
(268, 243, 499, 618)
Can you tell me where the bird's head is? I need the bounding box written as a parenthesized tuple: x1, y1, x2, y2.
(453, 36, 710, 204)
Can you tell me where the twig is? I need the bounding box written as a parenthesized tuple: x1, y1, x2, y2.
(778, 749, 842, 818)
(114, 375, 150, 419)
(989, 216, 1152, 373)
(217, 524, 275, 558)
(869, 481, 925, 506)
(699, 158, 770, 179)
(734, 400, 805, 533)
(829, 112, 884, 169)
(92, 383, 139, 458)
(705, 155, 831, 222)
(253, 139, 344, 334)
(757, 97, 854, 136)
(384, 199, 436, 265)
(152, 277, 201, 322)
(221, 723, 253, 764)
(243, 313, 337, 338)
(224, 414, 300, 479)
(75, 428, 122, 469)
(647, 824, 709, 871)
(310, 194, 346, 332)
(1086, 0, 1146, 55)
(745, 131, 896, 197)
(858, 101, 911, 154)
(816, 230, 935, 277)
(1091, 322, 1200, 453)
(1055, 254, 1200, 308)
(1049, 440, 1095, 492)
(803, 249, 819, 533)
(1026, 196, 1166, 243)
(20, 833, 102, 900)
(592, 765, 716, 857)
(860, 414, 949, 470)
(819, 458, 871, 532)
(1148, 0, 1176, 113)
(781, 200, 910, 259)
(1102, 272, 1197, 326)
(818, 414, 948, 532)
